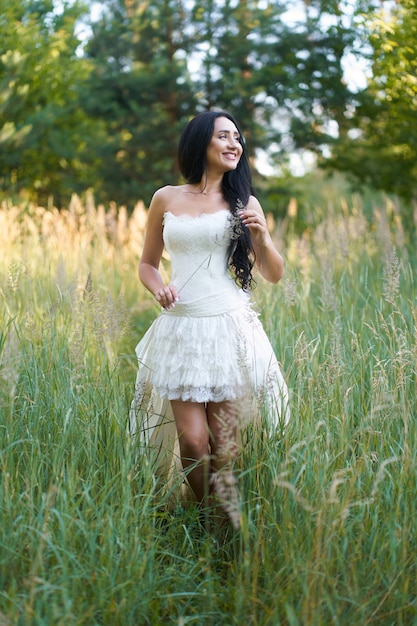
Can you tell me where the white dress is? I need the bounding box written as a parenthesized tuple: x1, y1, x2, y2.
(129, 209, 289, 484)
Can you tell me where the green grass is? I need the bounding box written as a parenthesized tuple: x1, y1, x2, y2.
(0, 195, 416, 625)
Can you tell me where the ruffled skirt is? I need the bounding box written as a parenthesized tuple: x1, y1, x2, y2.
(129, 297, 289, 487)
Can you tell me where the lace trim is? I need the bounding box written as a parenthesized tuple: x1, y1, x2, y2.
(163, 209, 230, 222)
(155, 384, 246, 404)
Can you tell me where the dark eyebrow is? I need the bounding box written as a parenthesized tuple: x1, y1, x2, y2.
(217, 129, 240, 136)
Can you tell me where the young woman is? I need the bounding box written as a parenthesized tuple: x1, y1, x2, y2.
(129, 110, 288, 523)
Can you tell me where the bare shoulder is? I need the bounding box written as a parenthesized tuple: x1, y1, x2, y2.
(150, 185, 187, 213)
(152, 184, 186, 202)
(151, 185, 176, 205)
(247, 195, 265, 215)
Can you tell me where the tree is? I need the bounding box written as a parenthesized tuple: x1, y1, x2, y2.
(189, 0, 280, 154)
(326, 0, 417, 200)
(2, 0, 394, 208)
(189, 0, 369, 177)
(83, 0, 367, 207)
(0, 0, 94, 203)
(83, 0, 198, 206)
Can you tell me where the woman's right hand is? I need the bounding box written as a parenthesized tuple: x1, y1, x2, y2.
(155, 284, 179, 310)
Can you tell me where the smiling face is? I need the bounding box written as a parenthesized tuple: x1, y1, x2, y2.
(205, 116, 243, 175)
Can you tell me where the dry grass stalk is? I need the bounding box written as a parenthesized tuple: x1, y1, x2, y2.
(382, 247, 401, 305)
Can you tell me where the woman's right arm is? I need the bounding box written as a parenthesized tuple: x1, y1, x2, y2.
(139, 188, 179, 310)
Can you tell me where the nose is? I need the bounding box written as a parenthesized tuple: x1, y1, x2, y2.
(228, 136, 241, 151)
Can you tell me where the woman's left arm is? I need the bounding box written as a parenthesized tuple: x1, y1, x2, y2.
(239, 196, 284, 284)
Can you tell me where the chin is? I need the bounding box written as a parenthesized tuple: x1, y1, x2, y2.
(223, 161, 239, 171)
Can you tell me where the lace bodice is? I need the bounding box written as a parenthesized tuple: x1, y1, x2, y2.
(163, 210, 243, 313)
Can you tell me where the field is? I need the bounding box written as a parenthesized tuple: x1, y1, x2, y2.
(0, 189, 416, 625)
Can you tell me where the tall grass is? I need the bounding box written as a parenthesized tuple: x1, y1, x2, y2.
(0, 192, 416, 625)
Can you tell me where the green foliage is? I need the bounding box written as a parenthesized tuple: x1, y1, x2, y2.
(2, 0, 417, 209)
(258, 169, 416, 245)
(187, 0, 361, 162)
(0, 0, 96, 204)
(0, 190, 416, 623)
(0, 0, 370, 207)
(82, 0, 198, 206)
(327, 0, 417, 199)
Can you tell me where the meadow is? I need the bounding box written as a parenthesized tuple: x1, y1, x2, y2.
(0, 188, 416, 625)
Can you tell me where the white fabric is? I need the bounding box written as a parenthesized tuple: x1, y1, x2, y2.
(129, 210, 289, 481)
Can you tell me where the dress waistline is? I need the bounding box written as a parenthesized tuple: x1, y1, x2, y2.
(162, 290, 248, 318)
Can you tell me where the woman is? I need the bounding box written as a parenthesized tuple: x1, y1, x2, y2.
(129, 110, 288, 524)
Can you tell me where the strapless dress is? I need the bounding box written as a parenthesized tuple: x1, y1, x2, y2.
(129, 209, 289, 482)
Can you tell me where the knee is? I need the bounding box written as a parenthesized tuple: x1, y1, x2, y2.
(178, 430, 209, 461)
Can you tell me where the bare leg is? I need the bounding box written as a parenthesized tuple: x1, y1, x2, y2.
(207, 401, 241, 530)
(170, 400, 210, 503)
(171, 399, 241, 530)
(207, 400, 239, 472)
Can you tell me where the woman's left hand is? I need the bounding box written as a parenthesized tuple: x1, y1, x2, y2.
(238, 207, 268, 244)
(238, 197, 284, 284)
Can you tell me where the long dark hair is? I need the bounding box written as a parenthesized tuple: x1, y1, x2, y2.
(178, 110, 255, 291)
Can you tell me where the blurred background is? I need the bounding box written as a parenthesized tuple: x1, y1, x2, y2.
(1, 0, 416, 225)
